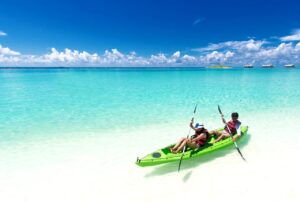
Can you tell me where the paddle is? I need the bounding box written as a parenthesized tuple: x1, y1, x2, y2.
(177, 104, 198, 172)
(217, 105, 246, 161)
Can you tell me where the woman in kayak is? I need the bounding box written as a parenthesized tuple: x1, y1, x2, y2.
(210, 112, 241, 143)
(170, 119, 209, 153)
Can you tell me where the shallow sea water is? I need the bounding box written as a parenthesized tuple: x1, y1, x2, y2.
(0, 68, 299, 202)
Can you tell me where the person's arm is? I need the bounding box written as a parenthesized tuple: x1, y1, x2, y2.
(191, 133, 206, 142)
(221, 114, 226, 124)
(232, 122, 242, 141)
(190, 118, 196, 131)
(232, 134, 240, 142)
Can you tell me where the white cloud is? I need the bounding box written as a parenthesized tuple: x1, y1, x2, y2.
(230, 42, 300, 65)
(194, 39, 265, 52)
(280, 29, 300, 41)
(245, 39, 264, 51)
(150, 53, 168, 64)
(182, 54, 197, 63)
(1, 36, 300, 67)
(1, 43, 300, 67)
(189, 34, 300, 66)
(172, 51, 180, 58)
(0, 31, 7, 36)
(40, 48, 99, 64)
(295, 42, 300, 51)
(0, 45, 20, 56)
(199, 51, 235, 64)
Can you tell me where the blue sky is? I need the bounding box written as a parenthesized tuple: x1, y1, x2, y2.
(1, 0, 300, 66)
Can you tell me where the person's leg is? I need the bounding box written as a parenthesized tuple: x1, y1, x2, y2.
(221, 130, 231, 138)
(209, 130, 222, 137)
(186, 140, 200, 150)
(174, 139, 188, 153)
(171, 137, 186, 152)
(214, 131, 230, 143)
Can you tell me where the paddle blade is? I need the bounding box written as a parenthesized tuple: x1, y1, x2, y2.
(178, 145, 187, 172)
(178, 157, 183, 172)
(217, 105, 222, 115)
(236, 147, 246, 161)
(194, 104, 198, 114)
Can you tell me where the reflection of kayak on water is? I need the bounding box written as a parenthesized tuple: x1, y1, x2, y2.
(136, 126, 248, 167)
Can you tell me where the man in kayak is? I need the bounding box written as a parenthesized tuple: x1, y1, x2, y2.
(170, 119, 209, 153)
(210, 112, 241, 143)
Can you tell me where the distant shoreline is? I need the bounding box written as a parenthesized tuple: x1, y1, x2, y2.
(0, 66, 208, 69)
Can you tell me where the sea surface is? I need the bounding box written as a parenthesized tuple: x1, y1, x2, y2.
(0, 67, 299, 202)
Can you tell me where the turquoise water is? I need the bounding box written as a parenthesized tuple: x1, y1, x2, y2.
(1, 68, 299, 141)
(0, 68, 300, 202)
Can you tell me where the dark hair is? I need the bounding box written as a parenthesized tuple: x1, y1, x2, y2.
(195, 128, 204, 134)
(231, 112, 239, 118)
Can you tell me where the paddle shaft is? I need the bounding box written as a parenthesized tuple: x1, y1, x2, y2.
(218, 105, 246, 161)
(178, 104, 197, 172)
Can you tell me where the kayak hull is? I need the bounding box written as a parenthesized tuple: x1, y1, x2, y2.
(136, 126, 248, 167)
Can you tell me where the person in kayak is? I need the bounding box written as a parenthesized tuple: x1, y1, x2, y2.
(210, 112, 241, 143)
(170, 119, 209, 153)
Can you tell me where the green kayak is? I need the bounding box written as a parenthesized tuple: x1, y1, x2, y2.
(136, 126, 248, 167)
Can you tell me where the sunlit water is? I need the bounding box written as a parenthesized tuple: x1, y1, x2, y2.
(0, 67, 299, 202)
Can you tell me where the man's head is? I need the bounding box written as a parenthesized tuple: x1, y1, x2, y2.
(231, 112, 239, 121)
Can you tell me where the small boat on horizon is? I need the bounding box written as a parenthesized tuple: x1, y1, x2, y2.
(262, 64, 274, 68)
(244, 64, 254, 68)
(284, 64, 296, 68)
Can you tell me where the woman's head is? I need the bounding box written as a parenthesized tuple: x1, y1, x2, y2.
(195, 122, 204, 134)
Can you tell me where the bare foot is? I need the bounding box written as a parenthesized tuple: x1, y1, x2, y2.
(169, 147, 176, 153)
(173, 150, 179, 154)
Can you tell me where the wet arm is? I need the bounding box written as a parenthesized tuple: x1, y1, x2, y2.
(191, 133, 206, 142)
(221, 115, 227, 124)
(190, 119, 196, 131)
(232, 127, 241, 141)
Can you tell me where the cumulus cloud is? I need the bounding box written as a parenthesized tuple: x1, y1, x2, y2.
(0, 31, 7, 36)
(43, 48, 99, 63)
(1, 32, 300, 67)
(0, 48, 198, 67)
(199, 51, 234, 64)
(220, 42, 300, 65)
(189, 34, 300, 66)
(0, 45, 20, 56)
(172, 51, 180, 58)
(182, 54, 197, 63)
(1, 43, 300, 67)
(193, 39, 265, 52)
(280, 29, 300, 41)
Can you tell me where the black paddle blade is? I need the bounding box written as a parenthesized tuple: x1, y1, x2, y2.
(237, 148, 246, 161)
(178, 157, 183, 172)
(194, 104, 198, 113)
(178, 145, 187, 172)
(218, 105, 222, 115)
